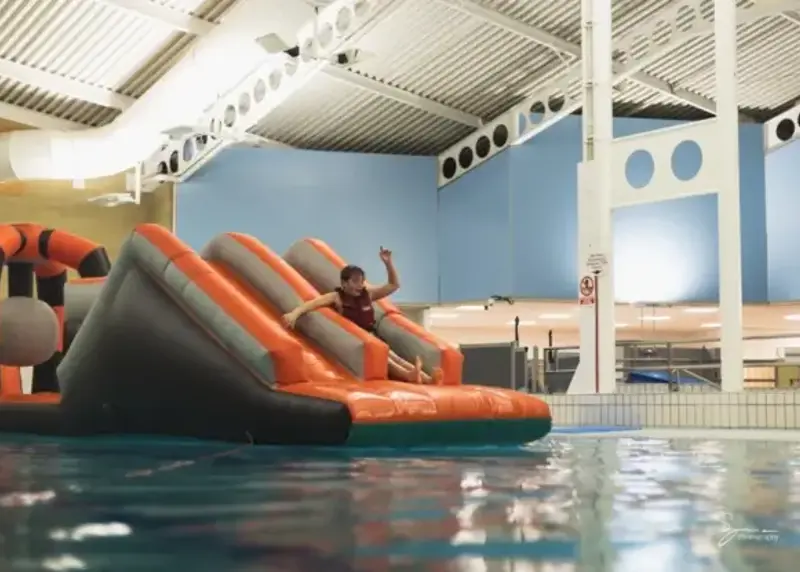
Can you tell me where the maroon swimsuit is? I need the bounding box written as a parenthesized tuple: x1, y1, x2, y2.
(335, 287, 376, 332)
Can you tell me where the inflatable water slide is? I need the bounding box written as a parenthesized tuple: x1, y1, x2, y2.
(0, 223, 551, 447)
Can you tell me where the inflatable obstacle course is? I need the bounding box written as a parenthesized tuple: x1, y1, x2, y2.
(0, 223, 110, 400)
(0, 224, 551, 447)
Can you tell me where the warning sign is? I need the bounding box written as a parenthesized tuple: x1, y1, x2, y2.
(586, 253, 608, 275)
(579, 275, 595, 306)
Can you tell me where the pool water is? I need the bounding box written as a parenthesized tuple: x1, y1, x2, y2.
(0, 433, 797, 571)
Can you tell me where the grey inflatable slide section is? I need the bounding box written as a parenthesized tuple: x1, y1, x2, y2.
(63, 279, 104, 353)
(52, 227, 358, 444)
(284, 239, 443, 375)
(58, 231, 283, 397)
(201, 234, 385, 381)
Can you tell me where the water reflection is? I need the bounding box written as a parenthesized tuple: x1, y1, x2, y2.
(0, 435, 797, 571)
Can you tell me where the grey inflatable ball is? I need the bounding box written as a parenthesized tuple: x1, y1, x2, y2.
(0, 297, 59, 366)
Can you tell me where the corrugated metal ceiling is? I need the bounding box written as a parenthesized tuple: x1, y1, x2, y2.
(0, 0, 797, 155)
(250, 0, 798, 151)
(0, 0, 234, 125)
(250, 73, 474, 155)
(118, 0, 240, 98)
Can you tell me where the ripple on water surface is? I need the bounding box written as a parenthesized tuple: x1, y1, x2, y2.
(0, 435, 797, 571)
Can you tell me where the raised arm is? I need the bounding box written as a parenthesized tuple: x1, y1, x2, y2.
(368, 246, 399, 301)
(283, 291, 338, 328)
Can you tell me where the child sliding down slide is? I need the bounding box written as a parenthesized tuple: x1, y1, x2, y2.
(282, 247, 440, 384)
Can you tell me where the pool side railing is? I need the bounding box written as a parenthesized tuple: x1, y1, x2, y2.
(525, 335, 800, 430)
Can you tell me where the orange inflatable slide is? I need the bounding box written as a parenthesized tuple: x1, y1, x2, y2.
(0, 224, 551, 447)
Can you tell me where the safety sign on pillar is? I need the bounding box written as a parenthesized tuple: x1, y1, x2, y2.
(586, 253, 608, 275)
(579, 275, 595, 306)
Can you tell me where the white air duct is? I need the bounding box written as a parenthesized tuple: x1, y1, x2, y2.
(0, 0, 313, 182)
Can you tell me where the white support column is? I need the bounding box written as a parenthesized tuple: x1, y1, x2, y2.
(571, 0, 744, 394)
(574, 440, 617, 567)
(397, 306, 431, 328)
(421, 307, 432, 330)
(570, 0, 616, 394)
(715, 0, 744, 392)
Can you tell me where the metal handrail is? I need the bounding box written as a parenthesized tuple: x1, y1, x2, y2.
(543, 359, 800, 375)
(672, 367, 720, 389)
(617, 357, 713, 363)
(542, 332, 800, 354)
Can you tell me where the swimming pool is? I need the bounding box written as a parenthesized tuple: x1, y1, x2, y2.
(0, 430, 797, 571)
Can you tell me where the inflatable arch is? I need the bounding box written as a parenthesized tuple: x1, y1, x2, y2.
(0, 223, 110, 397)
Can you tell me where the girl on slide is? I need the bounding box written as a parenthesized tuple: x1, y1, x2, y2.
(283, 247, 437, 384)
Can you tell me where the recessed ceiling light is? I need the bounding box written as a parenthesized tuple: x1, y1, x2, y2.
(429, 312, 459, 319)
(539, 313, 571, 320)
(615, 323, 628, 328)
(640, 315, 671, 322)
(701, 322, 720, 328)
(785, 314, 800, 321)
(507, 319, 537, 326)
(684, 307, 718, 314)
(456, 305, 484, 311)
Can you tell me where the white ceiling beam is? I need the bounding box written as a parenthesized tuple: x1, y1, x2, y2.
(435, 0, 750, 119)
(199, 0, 408, 133)
(0, 101, 82, 130)
(439, 0, 794, 185)
(129, 0, 478, 127)
(435, 0, 580, 59)
(0, 57, 134, 110)
(781, 10, 800, 29)
(142, 0, 405, 183)
(90, 0, 215, 35)
(322, 66, 483, 127)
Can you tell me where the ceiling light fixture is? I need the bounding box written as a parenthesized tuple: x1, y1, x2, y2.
(640, 315, 671, 322)
(456, 305, 485, 311)
(684, 307, 718, 314)
(429, 312, 459, 319)
(615, 323, 628, 328)
(785, 314, 800, 321)
(701, 322, 720, 328)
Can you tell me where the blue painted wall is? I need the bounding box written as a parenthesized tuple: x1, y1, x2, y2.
(176, 147, 439, 304)
(766, 140, 800, 302)
(508, 118, 581, 301)
(437, 152, 513, 301)
(439, 115, 767, 303)
(178, 121, 771, 306)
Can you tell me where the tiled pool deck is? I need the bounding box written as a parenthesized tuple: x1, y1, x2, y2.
(539, 387, 800, 429)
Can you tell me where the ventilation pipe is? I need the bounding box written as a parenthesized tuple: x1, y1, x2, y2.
(0, 0, 313, 182)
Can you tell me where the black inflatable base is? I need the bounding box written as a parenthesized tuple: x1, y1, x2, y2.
(0, 395, 354, 445)
(0, 403, 64, 436)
